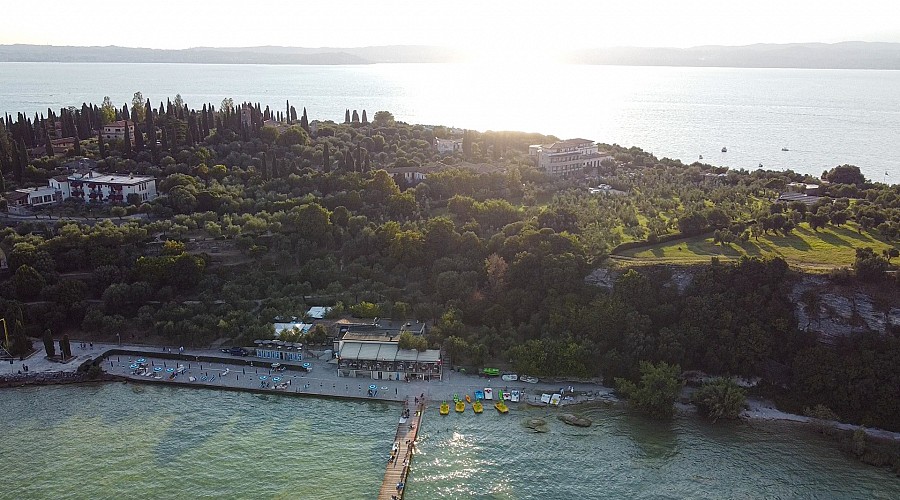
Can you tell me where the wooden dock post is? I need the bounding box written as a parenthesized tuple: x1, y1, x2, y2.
(377, 399, 425, 500)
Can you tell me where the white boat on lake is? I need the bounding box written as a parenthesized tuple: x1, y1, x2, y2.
(484, 388, 494, 400)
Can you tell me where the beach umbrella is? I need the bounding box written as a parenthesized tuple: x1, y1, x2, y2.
(154, 367, 162, 372)
(272, 377, 281, 382)
(260, 375, 268, 380)
(302, 362, 311, 369)
(369, 384, 377, 390)
(166, 368, 175, 372)
(129, 364, 138, 369)
(254, 340, 264, 345)
(136, 358, 146, 363)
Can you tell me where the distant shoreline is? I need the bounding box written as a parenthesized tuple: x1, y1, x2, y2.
(2, 41, 900, 70)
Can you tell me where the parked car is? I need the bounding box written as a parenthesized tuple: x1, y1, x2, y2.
(228, 347, 249, 356)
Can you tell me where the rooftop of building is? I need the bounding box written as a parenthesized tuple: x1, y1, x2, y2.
(68, 171, 155, 185)
(104, 120, 134, 128)
(338, 340, 441, 363)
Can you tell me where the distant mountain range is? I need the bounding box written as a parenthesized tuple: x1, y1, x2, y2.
(1, 42, 899, 69)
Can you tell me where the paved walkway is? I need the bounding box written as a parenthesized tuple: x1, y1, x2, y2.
(3, 342, 614, 406)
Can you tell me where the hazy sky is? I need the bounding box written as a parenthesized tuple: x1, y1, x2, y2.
(4, 0, 899, 53)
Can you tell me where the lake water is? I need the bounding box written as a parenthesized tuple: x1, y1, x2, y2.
(1, 383, 898, 499)
(1, 62, 898, 183)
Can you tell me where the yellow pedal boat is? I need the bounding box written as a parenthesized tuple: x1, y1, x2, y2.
(472, 401, 483, 413)
(455, 401, 466, 412)
(495, 401, 509, 414)
(440, 402, 450, 415)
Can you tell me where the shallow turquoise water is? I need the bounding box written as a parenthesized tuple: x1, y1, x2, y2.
(1, 384, 898, 499)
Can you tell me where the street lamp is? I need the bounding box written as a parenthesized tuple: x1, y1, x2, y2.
(116, 333, 121, 346)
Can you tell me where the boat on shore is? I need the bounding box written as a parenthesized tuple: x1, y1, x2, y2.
(501, 373, 518, 382)
(520, 375, 539, 384)
(510, 390, 520, 402)
(484, 388, 493, 400)
(455, 401, 466, 413)
(550, 394, 561, 406)
(473, 401, 483, 413)
(474, 390, 484, 401)
(440, 402, 450, 415)
(465, 394, 472, 403)
(495, 401, 509, 414)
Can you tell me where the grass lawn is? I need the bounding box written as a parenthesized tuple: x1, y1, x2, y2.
(617, 222, 900, 269)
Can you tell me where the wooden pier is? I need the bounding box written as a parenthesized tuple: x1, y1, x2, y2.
(377, 398, 425, 500)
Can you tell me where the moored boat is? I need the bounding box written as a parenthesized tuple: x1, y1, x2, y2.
(495, 401, 509, 414)
(474, 390, 485, 401)
(484, 388, 494, 400)
(510, 390, 520, 402)
(501, 373, 518, 382)
(465, 394, 472, 404)
(473, 401, 483, 413)
(721, 146, 727, 152)
(520, 375, 539, 384)
(550, 394, 561, 406)
(440, 402, 450, 415)
(455, 401, 466, 413)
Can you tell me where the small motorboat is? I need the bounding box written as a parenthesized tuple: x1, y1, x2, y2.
(473, 401, 484, 413)
(495, 401, 509, 414)
(465, 394, 472, 404)
(721, 147, 727, 153)
(502, 391, 511, 401)
(221, 368, 229, 377)
(501, 373, 518, 382)
(483, 368, 500, 377)
(474, 390, 485, 401)
(520, 375, 539, 384)
(550, 394, 561, 407)
(699, 155, 703, 159)
(510, 390, 520, 402)
(484, 388, 493, 400)
(781, 147, 789, 151)
(440, 402, 450, 415)
(455, 401, 466, 413)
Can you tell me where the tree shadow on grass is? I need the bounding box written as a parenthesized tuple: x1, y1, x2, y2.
(816, 230, 851, 248)
(769, 233, 812, 251)
(834, 225, 873, 243)
(651, 248, 665, 257)
(687, 240, 743, 257)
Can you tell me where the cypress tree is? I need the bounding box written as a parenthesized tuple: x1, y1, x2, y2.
(122, 104, 130, 121)
(286, 100, 290, 123)
(300, 108, 309, 133)
(73, 136, 82, 156)
(44, 130, 54, 157)
(98, 129, 106, 157)
(344, 109, 350, 124)
(123, 124, 132, 155)
(362, 110, 368, 124)
(352, 110, 359, 123)
(42, 329, 55, 357)
(290, 106, 297, 123)
(322, 142, 330, 173)
(14, 140, 27, 182)
(134, 127, 144, 151)
(145, 100, 156, 150)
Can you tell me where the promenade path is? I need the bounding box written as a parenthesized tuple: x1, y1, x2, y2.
(3, 342, 615, 406)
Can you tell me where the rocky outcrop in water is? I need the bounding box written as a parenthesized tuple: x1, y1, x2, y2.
(558, 414, 592, 427)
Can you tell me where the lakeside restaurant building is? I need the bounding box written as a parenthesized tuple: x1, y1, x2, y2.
(254, 340, 304, 362)
(335, 320, 442, 381)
